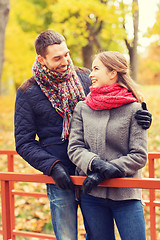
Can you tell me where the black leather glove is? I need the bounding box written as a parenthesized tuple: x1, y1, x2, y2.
(83, 172, 105, 194)
(51, 162, 74, 190)
(91, 158, 125, 179)
(135, 102, 152, 129)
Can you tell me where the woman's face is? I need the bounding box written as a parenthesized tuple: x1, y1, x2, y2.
(89, 57, 117, 87)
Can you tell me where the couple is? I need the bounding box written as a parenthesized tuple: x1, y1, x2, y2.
(15, 30, 150, 240)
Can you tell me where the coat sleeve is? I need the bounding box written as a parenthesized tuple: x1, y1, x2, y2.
(68, 102, 98, 175)
(14, 89, 59, 176)
(110, 105, 148, 177)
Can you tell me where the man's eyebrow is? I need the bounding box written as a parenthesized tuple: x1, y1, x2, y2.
(53, 50, 70, 59)
(53, 55, 61, 59)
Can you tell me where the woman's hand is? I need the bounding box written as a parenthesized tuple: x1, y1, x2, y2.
(91, 158, 125, 179)
(83, 172, 105, 194)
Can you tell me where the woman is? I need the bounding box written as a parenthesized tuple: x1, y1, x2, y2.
(68, 51, 148, 240)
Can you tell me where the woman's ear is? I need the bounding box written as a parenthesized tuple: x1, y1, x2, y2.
(110, 70, 118, 81)
(37, 55, 45, 65)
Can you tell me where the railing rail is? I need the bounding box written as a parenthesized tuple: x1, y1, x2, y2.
(0, 150, 160, 240)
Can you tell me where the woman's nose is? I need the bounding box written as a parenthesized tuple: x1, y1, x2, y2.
(89, 71, 93, 78)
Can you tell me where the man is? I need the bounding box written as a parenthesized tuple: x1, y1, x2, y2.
(14, 30, 152, 240)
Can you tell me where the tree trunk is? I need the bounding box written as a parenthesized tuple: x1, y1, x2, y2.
(130, 45, 138, 81)
(82, 41, 94, 70)
(0, 0, 10, 94)
(129, 0, 139, 81)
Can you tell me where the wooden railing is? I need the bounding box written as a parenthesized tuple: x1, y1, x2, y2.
(0, 150, 160, 240)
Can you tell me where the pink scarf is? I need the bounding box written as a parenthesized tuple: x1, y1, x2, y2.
(86, 83, 137, 110)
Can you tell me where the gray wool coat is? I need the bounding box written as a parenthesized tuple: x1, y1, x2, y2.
(68, 101, 148, 200)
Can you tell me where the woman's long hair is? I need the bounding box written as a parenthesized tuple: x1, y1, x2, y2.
(97, 51, 143, 103)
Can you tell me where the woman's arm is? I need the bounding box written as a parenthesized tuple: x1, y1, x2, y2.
(110, 106, 148, 176)
(68, 102, 98, 175)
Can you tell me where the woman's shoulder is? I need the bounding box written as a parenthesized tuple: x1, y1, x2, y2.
(74, 100, 91, 115)
(111, 102, 142, 120)
(127, 101, 142, 111)
(121, 102, 142, 112)
(75, 100, 87, 108)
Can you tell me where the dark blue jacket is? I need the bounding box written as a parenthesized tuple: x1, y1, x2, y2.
(14, 67, 91, 176)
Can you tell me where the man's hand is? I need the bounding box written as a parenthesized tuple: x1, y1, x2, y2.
(83, 172, 105, 194)
(51, 162, 74, 190)
(135, 102, 152, 129)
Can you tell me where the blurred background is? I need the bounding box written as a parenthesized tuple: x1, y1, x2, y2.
(0, 0, 160, 239)
(1, 0, 160, 93)
(1, 0, 160, 151)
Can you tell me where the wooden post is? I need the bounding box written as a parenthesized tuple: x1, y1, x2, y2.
(1, 180, 12, 240)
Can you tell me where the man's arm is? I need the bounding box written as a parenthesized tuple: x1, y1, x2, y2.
(15, 89, 74, 190)
(14, 89, 59, 175)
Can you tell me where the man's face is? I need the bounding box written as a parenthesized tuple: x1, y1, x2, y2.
(38, 41, 71, 73)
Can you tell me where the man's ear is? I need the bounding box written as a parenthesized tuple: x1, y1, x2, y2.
(37, 55, 45, 65)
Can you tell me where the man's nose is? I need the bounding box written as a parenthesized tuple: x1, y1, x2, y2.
(61, 57, 69, 65)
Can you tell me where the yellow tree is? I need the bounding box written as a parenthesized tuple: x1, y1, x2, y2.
(138, 2, 160, 84)
(120, 0, 139, 81)
(48, 0, 126, 68)
(138, 43, 160, 85)
(0, 0, 10, 94)
(2, 0, 140, 91)
(2, 0, 55, 91)
(2, 0, 38, 91)
(147, 2, 160, 39)
(48, 0, 140, 77)
(3, 0, 127, 91)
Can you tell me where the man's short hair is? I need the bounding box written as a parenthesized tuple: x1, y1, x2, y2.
(35, 30, 66, 58)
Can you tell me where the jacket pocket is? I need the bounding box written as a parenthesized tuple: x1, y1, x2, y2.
(40, 137, 65, 147)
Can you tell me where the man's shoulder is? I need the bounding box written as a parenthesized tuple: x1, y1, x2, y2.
(19, 76, 36, 94)
(74, 66, 92, 95)
(74, 66, 90, 74)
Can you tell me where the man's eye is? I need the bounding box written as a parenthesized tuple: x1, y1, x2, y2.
(54, 58, 60, 61)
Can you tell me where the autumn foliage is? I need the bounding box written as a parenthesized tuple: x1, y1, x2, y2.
(0, 85, 160, 238)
